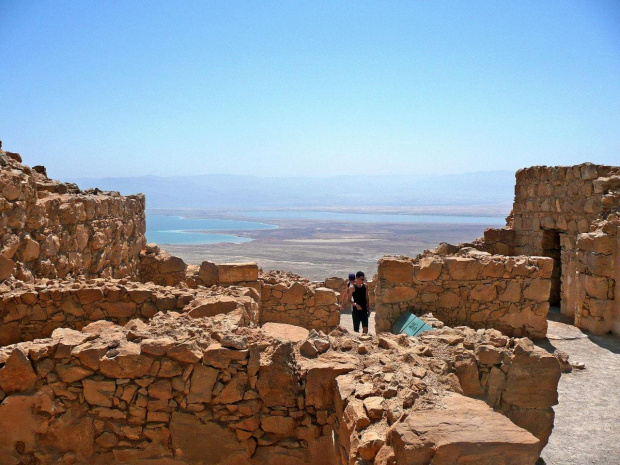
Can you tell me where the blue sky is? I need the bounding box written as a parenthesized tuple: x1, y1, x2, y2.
(1, 0, 619, 179)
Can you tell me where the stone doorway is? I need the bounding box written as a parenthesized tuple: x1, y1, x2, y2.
(541, 229, 562, 306)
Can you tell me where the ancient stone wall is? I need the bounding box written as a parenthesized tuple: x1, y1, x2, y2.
(333, 326, 560, 463)
(375, 250, 553, 338)
(0, 314, 338, 465)
(260, 271, 340, 333)
(479, 163, 620, 335)
(138, 246, 262, 295)
(0, 278, 259, 346)
(573, 214, 620, 334)
(0, 150, 146, 282)
(137, 247, 340, 333)
(138, 244, 188, 287)
(0, 314, 560, 465)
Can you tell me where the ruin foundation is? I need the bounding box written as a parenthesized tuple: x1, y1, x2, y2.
(7, 145, 616, 464)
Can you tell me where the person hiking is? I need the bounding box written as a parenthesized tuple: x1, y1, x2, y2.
(350, 271, 370, 334)
(340, 273, 356, 313)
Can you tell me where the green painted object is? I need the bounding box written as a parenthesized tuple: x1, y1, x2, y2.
(392, 312, 432, 337)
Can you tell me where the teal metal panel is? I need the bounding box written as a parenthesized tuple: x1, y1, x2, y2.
(392, 312, 432, 337)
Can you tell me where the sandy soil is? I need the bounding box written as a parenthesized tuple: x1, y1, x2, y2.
(163, 218, 495, 280)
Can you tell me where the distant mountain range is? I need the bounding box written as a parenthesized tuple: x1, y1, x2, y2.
(68, 171, 515, 210)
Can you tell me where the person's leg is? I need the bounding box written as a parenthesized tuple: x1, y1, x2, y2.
(361, 311, 369, 334)
(352, 311, 360, 332)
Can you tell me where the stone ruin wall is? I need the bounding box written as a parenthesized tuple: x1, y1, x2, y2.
(333, 326, 560, 464)
(0, 278, 259, 347)
(259, 271, 339, 334)
(480, 163, 620, 335)
(0, 145, 565, 464)
(0, 150, 146, 283)
(573, 214, 620, 334)
(374, 250, 553, 339)
(0, 308, 560, 465)
(139, 245, 340, 333)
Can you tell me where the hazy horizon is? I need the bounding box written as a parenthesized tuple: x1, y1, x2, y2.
(67, 169, 516, 210)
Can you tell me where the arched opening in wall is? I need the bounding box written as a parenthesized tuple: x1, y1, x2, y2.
(541, 229, 562, 306)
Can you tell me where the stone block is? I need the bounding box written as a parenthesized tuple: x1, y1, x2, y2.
(315, 287, 337, 305)
(499, 282, 522, 303)
(187, 364, 219, 403)
(438, 292, 461, 308)
(503, 343, 560, 409)
(444, 257, 481, 280)
(475, 344, 503, 365)
(381, 286, 418, 304)
(0, 348, 37, 393)
(389, 393, 540, 465)
(261, 415, 296, 436)
(198, 261, 219, 286)
(582, 275, 610, 300)
(170, 412, 245, 463)
(218, 262, 258, 284)
(0, 255, 15, 280)
(580, 164, 598, 180)
(281, 282, 307, 304)
(470, 283, 498, 302)
(585, 253, 614, 277)
(99, 343, 154, 378)
(587, 299, 613, 319)
(414, 257, 442, 281)
(83, 379, 116, 407)
(378, 257, 414, 283)
(187, 296, 239, 318)
(324, 277, 345, 290)
(523, 279, 551, 302)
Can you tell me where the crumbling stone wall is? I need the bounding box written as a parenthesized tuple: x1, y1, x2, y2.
(0, 278, 259, 346)
(480, 163, 620, 335)
(195, 260, 261, 295)
(0, 314, 560, 465)
(332, 325, 560, 463)
(0, 149, 146, 282)
(138, 246, 262, 295)
(375, 250, 553, 338)
(573, 214, 620, 334)
(139, 244, 188, 287)
(137, 247, 340, 333)
(0, 314, 338, 465)
(260, 271, 340, 333)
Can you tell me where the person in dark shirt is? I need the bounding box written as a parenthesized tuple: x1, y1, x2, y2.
(350, 271, 370, 334)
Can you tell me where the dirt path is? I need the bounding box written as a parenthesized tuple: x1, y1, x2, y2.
(536, 312, 620, 465)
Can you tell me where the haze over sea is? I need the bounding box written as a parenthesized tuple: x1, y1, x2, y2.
(146, 211, 506, 246)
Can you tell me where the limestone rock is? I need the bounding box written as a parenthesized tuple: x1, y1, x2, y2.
(389, 393, 540, 464)
(0, 348, 37, 393)
(99, 342, 153, 378)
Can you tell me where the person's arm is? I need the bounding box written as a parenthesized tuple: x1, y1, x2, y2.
(366, 283, 371, 315)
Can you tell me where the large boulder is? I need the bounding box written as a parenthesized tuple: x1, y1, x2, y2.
(387, 393, 540, 464)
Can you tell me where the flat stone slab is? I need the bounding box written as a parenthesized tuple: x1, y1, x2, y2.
(261, 322, 309, 343)
(389, 392, 540, 465)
